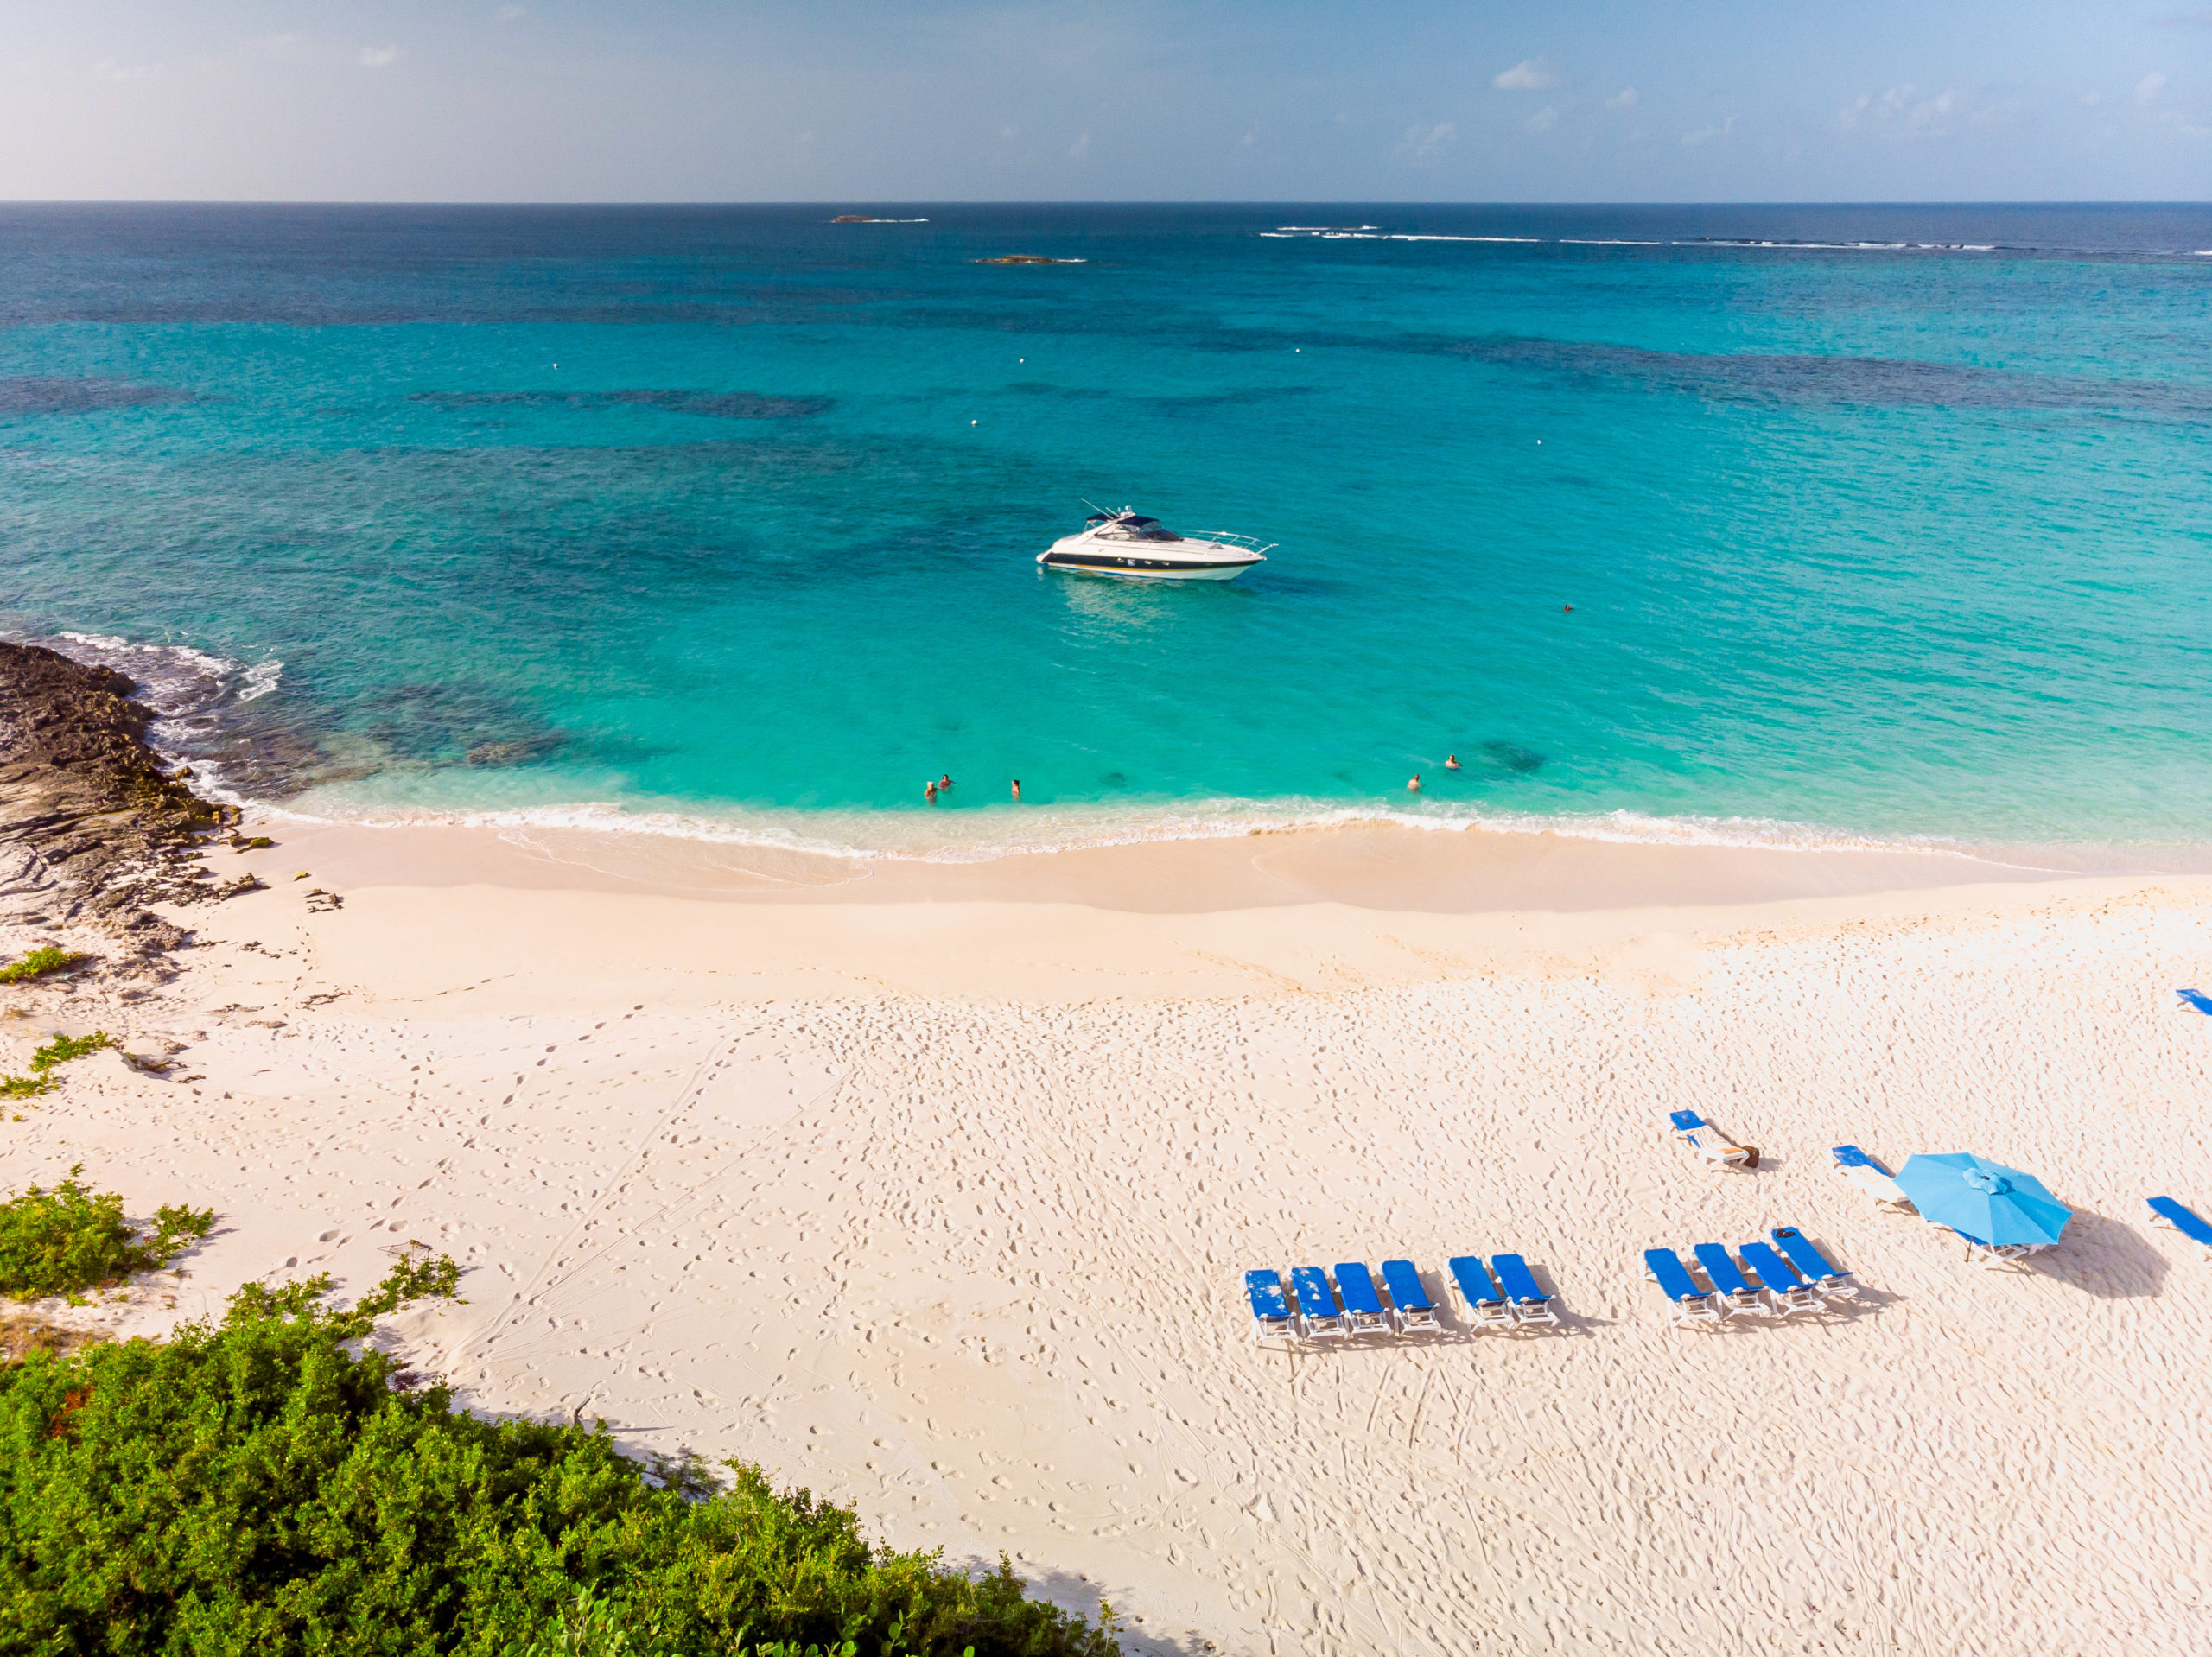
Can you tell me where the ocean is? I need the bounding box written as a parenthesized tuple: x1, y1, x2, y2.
(3, 202, 2208, 860)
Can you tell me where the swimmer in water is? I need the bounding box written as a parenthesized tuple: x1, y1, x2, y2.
(1012, 778, 1022, 802)
(938, 773, 954, 790)
(1445, 753, 1460, 770)
(1407, 775, 1421, 792)
(925, 781, 938, 803)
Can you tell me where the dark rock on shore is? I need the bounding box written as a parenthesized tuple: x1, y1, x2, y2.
(0, 642, 233, 951)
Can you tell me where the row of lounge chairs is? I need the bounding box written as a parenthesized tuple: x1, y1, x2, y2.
(1245, 1255, 1558, 1343)
(1644, 1228, 1857, 1326)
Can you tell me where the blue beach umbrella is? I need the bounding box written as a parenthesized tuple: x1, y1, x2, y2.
(1894, 1152, 2072, 1247)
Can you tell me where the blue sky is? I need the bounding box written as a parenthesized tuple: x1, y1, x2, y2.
(2, 2, 2205, 200)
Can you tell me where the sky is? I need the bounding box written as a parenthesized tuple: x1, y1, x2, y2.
(1, 2, 2206, 202)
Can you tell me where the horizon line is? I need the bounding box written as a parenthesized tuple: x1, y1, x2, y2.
(3, 197, 2209, 210)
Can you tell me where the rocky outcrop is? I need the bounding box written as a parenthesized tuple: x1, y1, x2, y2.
(0, 642, 232, 951)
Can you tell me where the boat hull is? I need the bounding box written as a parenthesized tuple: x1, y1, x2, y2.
(1039, 554, 1255, 581)
(1037, 536, 1264, 581)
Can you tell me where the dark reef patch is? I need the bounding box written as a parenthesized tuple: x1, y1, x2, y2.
(1479, 740, 1546, 773)
(0, 377, 204, 416)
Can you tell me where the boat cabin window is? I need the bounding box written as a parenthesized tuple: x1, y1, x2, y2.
(1097, 515, 1180, 542)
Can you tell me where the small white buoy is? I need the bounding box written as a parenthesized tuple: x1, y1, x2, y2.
(971, 419, 978, 425)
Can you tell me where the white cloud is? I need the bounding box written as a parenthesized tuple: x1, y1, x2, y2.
(359, 46, 399, 68)
(1606, 88, 1637, 110)
(1682, 114, 1738, 147)
(1837, 84, 1961, 137)
(1493, 59, 1563, 92)
(495, 4, 527, 19)
(1400, 121, 1457, 160)
(1069, 132, 1090, 158)
(1526, 105, 1558, 134)
(2137, 71, 2170, 103)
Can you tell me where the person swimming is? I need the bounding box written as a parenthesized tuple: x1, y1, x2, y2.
(925, 780, 938, 803)
(1445, 753, 1460, 770)
(1407, 775, 1421, 791)
(938, 773, 954, 790)
(1011, 778, 1021, 801)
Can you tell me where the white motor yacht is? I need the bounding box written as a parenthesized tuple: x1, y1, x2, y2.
(1038, 507, 1271, 581)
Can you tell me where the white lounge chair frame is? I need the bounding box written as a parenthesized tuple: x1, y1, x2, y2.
(1509, 1297, 1560, 1330)
(1960, 1236, 2046, 1271)
(1453, 1280, 1516, 1331)
(2149, 1200, 2212, 1260)
(1674, 1120, 1753, 1171)
(1761, 1276, 1823, 1317)
(1644, 1259, 1727, 1327)
(1840, 1163, 1915, 1212)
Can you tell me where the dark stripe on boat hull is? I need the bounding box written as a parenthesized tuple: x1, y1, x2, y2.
(1039, 551, 1260, 581)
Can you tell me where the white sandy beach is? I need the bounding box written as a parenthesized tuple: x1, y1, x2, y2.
(5, 820, 2211, 1655)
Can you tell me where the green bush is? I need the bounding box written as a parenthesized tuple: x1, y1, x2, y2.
(0, 1031, 114, 1101)
(0, 1260, 1122, 1656)
(0, 948, 80, 986)
(0, 1169, 213, 1299)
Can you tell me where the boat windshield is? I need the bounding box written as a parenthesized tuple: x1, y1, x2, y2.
(1092, 514, 1181, 542)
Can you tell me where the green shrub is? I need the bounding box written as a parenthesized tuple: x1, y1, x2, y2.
(0, 948, 80, 985)
(0, 1260, 1122, 1655)
(0, 1032, 114, 1101)
(0, 1169, 213, 1299)
(29, 1032, 108, 1072)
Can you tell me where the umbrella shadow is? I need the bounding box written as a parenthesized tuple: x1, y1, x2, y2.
(2031, 1205, 2169, 1299)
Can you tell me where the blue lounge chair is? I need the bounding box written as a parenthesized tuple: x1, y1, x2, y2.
(2177, 988, 2212, 1016)
(1489, 1254, 1560, 1328)
(1244, 1270, 1294, 1342)
(1380, 1258, 1440, 1333)
(1832, 1145, 1913, 1211)
(1448, 1256, 1515, 1330)
(1770, 1227, 1859, 1300)
(2147, 1196, 2212, 1260)
(1332, 1263, 1392, 1334)
(1737, 1241, 1822, 1316)
(1289, 1266, 1349, 1339)
(1643, 1248, 1723, 1325)
(1692, 1243, 1765, 1316)
(1669, 1110, 1755, 1171)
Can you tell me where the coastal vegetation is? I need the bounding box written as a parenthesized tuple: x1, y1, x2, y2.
(0, 1257, 1122, 1656)
(0, 947, 80, 985)
(0, 1031, 113, 1101)
(0, 1169, 213, 1300)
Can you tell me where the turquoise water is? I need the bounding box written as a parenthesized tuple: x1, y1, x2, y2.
(3, 203, 2209, 857)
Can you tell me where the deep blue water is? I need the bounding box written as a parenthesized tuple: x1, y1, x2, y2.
(2, 202, 2208, 857)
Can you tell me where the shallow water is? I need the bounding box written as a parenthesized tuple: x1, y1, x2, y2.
(3, 202, 2208, 856)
